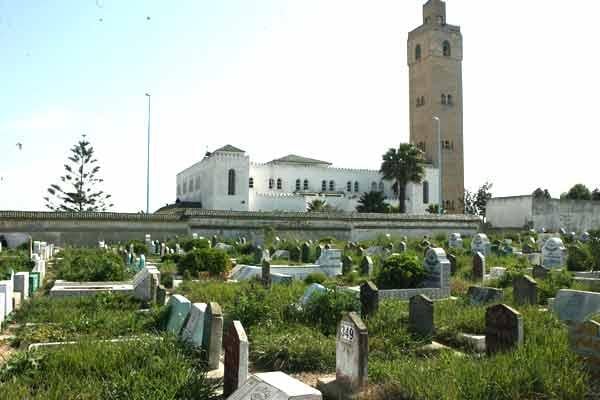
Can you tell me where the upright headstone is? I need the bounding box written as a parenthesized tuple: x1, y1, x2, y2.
(447, 253, 457, 275)
(542, 237, 566, 269)
(261, 260, 271, 288)
(335, 312, 368, 392)
(471, 233, 490, 256)
(342, 256, 353, 275)
(569, 320, 600, 375)
(360, 281, 379, 318)
(485, 304, 523, 355)
(156, 285, 167, 306)
(423, 248, 451, 289)
(211, 235, 218, 248)
(532, 265, 550, 280)
(553, 290, 600, 323)
(160, 242, 166, 258)
(166, 295, 192, 335)
(203, 302, 224, 370)
(14, 272, 30, 303)
(223, 320, 249, 397)
(448, 233, 463, 249)
(181, 303, 207, 347)
(145, 234, 153, 255)
(472, 252, 485, 281)
(290, 246, 301, 263)
(513, 275, 537, 305)
(409, 294, 434, 337)
(398, 241, 407, 253)
(360, 256, 373, 276)
(301, 242, 311, 263)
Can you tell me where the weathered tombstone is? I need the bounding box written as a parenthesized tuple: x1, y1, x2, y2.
(553, 289, 600, 323)
(467, 286, 504, 305)
(542, 237, 566, 269)
(228, 371, 322, 400)
(448, 233, 463, 249)
(211, 235, 218, 248)
(513, 275, 537, 305)
(471, 233, 490, 256)
(472, 252, 485, 280)
(223, 321, 249, 397)
(160, 242, 166, 257)
(398, 241, 407, 253)
(532, 265, 550, 280)
(262, 260, 271, 288)
(569, 320, 600, 375)
(203, 302, 224, 370)
(342, 256, 353, 275)
(485, 304, 523, 355)
(145, 234, 153, 254)
(181, 303, 207, 347)
(360, 256, 373, 276)
(360, 281, 379, 318)
(423, 248, 451, 289)
(409, 294, 434, 337)
(447, 253, 457, 275)
(156, 285, 167, 306)
(301, 242, 311, 263)
(165, 295, 191, 335)
(299, 283, 328, 307)
(13, 272, 29, 303)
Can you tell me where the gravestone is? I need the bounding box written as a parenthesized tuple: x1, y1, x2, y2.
(211, 235, 218, 248)
(569, 320, 600, 374)
(223, 320, 249, 397)
(273, 250, 290, 261)
(485, 304, 523, 355)
(472, 252, 485, 281)
(471, 233, 490, 256)
(398, 241, 407, 253)
(342, 256, 353, 275)
(181, 303, 207, 347)
(315, 245, 324, 260)
(28, 273, 40, 296)
(360, 256, 373, 276)
(156, 285, 167, 306)
(423, 248, 451, 289)
(160, 243, 166, 257)
(448, 233, 463, 249)
(290, 246, 301, 262)
(447, 253, 457, 275)
(316, 249, 342, 268)
(299, 283, 328, 307)
(301, 242, 311, 263)
(542, 237, 566, 269)
(262, 260, 271, 288)
(365, 246, 389, 258)
(166, 295, 191, 335)
(513, 275, 537, 305)
(467, 286, 504, 305)
(360, 281, 379, 318)
(145, 234, 153, 254)
(532, 265, 550, 280)
(203, 302, 224, 369)
(581, 232, 591, 242)
(14, 272, 29, 303)
(553, 289, 600, 323)
(228, 371, 322, 400)
(409, 294, 434, 337)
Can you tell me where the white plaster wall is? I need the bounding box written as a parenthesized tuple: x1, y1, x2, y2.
(532, 199, 600, 232)
(487, 196, 533, 228)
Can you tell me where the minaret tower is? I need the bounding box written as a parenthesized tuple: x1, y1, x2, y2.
(408, 0, 464, 212)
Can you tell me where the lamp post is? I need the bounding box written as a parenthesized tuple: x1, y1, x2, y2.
(145, 93, 151, 214)
(433, 116, 442, 213)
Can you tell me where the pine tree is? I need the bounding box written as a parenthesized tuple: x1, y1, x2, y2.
(44, 136, 113, 212)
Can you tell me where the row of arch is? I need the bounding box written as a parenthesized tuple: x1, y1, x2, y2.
(415, 40, 451, 61)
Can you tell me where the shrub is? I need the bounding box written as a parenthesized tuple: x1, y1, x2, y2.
(161, 253, 182, 264)
(538, 269, 574, 303)
(181, 238, 211, 252)
(238, 243, 257, 256)
(376, 254, 426, 290)
(0, 250, 34, 280)
(304, 272, 327, 285)
(567, 244, 592, 271)
(177, 249, 229, 277)
(55, 248, 128, 282)
(125, 240, 148, 255)
(160, 261, 177, 288)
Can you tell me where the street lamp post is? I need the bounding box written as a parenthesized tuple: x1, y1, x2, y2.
(433, 116, 442, 213)
(145, 93, 151, 214)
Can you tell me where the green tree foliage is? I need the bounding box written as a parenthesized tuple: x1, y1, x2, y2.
(356, 191, 389, 213)
(566, 244, 592, 272)
(380, 144, 425, 214)
(463, 181, 493, 218)
(593, 188, 600, 201)
(44, 137, 113, 212)
(55, 249, 128, 282)
(307, 199, 335, 213)
(426, 204, 442, 214)
(565, 184, 592, 200)
(376, 253, 426, 289)
(177, 248, 229, 277)
(532, 188, 552, 200)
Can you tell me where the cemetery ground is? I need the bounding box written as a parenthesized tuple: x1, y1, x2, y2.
(0, 232, 599, 399)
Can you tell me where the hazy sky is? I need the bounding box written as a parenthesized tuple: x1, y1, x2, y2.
(1, 1, 598, 212)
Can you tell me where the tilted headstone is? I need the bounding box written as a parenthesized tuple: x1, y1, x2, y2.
(228, 371, 322, 400)
(360, 281, 379, 318)
(472, 252, 485, 281)
(203, 302, 224, 369)
(447, 253, 457, 275)
(360, 256, 373, 276)
(165, 295, 191, 335)
(365, 246, 390, 258)
(532, 265, 550, 280)
(423, 248, 450, 289)
(262, 260, 272, 288)
(553, 289, 600, 323)
(342, 256, 353, 275)
(513, 275, 537, 305)
(485, 304, 523, 355)
(467, 286, 504, 305)
(409, 294, 434, 337)
(542, 237, 566, 269)
(448, 233, 463, 249)
(471, 233, 490, 256)
(181, 303, 207, 347)
(335, 312, 368, 392)
(301, 242, 311, 263)
(223, 320, 249, 397)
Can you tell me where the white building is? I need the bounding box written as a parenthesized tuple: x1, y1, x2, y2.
(176, 145, 440, 213)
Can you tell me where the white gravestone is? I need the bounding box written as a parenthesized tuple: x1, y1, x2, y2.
(423, 248, 451, 289)
(335, 312, 368, 391)
(553, 289, 600, 323)
(228, 372, 322, 400)
(448, 233, 463, 249)
(542, 238, 566, 269)
(471, 233, 490, 256)
(317, 249, 343, 268)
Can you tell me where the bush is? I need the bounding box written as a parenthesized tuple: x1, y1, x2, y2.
(160, 261, 177, 288)
(161, 253, 182, 264)
(125, 240, 148, 255)
(376, 254, 426, 290)
(0, 250, 34, 280)
(181, 238, 211, 252)
(538, 269, 574, 303)
(55, 248, 128, 282)
(304, 272, 327, 285)
(567, 244, 592, 271)
(177, 249, 229, 277)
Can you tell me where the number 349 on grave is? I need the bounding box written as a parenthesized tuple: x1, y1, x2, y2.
(340, 323, 355, 343)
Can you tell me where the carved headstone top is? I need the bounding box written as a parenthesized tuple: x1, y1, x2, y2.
(485, 304, 523, 355)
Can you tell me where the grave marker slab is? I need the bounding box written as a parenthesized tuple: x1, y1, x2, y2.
(166, 295, 191, 335)
(448, 233, 463, 249)
(223, 320, 249, 397)
(228, 372, 322, 400)
(14, 272, 29, 303)
(398, 241, 407, 253)
(542, 237, 566, 269)
(467, 286, 504, 305)
(301, 242, 311, 263)
(360, 281, 379, 318)
(513, 275, 537, 305)
(423, 248, 450, 289)
(409, 294, 434, 337)
(342, 256, 353, 275)
(360, 256, 373, 276)
(447, 253, 457, 275)
(471, 233, 490, 256)
(181, 303, 207, 347)
(203, 302, 224, 369)
(262, 260, 272, 288)
(553, 290, 600, 323)
(569, 320, 600, 374)
(472, 252, 485, 281)
(336, 312, 368, 392)
(532, 265, 550, 280)
(485, 304, 523, 354)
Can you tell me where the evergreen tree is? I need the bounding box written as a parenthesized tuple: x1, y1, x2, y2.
(44, 136, 113, 212)
(356, 191, 389, 213)
(565, 184, 592, 201)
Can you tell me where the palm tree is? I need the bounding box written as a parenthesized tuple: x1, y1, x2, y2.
(380, 144, 425, 213)
(356, 191, 389, 213)
(307, 199, 329, 212)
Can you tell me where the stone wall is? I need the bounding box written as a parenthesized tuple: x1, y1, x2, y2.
(533, 199, 600, 232)
(0, 210, 480, 246)
(487, 196, 533, 229)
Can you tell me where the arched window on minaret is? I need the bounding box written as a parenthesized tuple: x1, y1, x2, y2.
(415, 44, 421, 61)
(443, 41, 451, 57)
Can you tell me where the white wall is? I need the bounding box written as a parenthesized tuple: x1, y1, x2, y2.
(487, 196, 533, 228)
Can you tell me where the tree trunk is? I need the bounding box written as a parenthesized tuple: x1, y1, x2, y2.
(398, 183, 406, 214)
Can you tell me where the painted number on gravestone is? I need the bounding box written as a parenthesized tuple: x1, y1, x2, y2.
(340, 322, 355, 343)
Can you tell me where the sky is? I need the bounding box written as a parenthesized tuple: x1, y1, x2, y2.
(1, 0, 599, 212)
